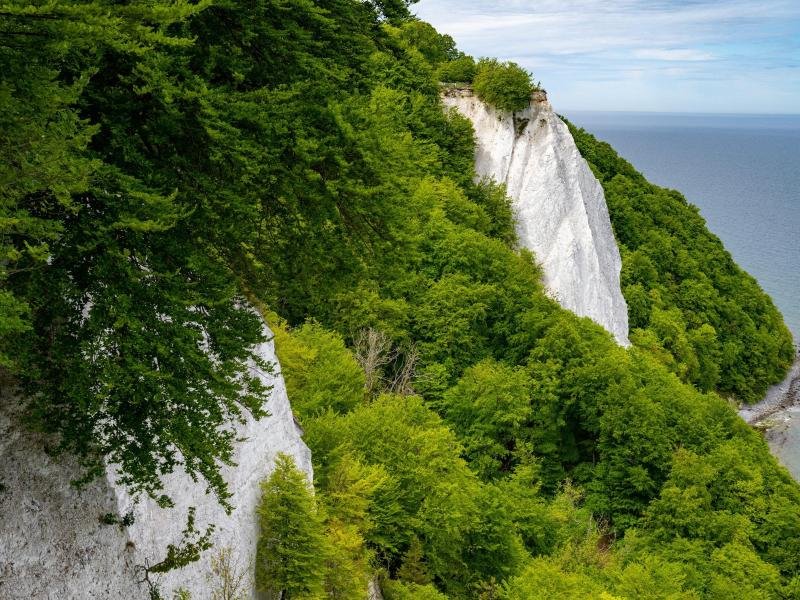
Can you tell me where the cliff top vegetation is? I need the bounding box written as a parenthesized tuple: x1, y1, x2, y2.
(472, 59, 539, 112)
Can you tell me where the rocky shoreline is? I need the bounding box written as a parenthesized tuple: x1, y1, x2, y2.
(739, 347, 800, 426)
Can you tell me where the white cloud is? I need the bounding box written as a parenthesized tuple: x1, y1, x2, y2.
(417, 1, 793, 56)
(633, 48, 716, 61)
(413, 0, 800, 112)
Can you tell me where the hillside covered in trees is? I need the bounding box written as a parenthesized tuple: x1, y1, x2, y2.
(1, 0, 798, 598)
(568, 123, 794, 403)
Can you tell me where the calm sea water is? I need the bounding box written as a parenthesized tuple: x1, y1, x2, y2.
(566, 111, 800, 341)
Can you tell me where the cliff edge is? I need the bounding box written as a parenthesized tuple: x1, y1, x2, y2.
(442, 87, 630, 346)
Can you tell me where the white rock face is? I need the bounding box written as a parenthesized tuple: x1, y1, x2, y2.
(0, 319, 312, 599)
(443, 87, 630, 346)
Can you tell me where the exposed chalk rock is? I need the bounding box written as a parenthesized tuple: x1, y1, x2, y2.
(368, 578, 385, 600)
(0, 319, 312, 599)
(443, 87, 630, 346)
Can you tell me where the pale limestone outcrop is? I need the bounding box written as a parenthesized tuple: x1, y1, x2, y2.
(0, 319, 311, 599)
(443, 87, 630, 346)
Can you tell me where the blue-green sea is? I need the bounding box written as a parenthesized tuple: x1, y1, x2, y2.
(567, 111, 800, 341)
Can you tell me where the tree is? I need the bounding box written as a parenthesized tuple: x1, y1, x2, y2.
(397, 21, 458, 65)
(382, 581, 449, 600)
(473, 59, 535, 112)
(256, 454, 326, 599)
(500, 559, 609, 600)
(371, 0, 419, 22)
(568, 120, 794, 402)
(442, 359, 533, 479)
(397, 537, 432, 584)
(271, 320, 366, 417)
(2, 0, 270, 507)
(0, 0, 198, 368)
(436, 56, 477, 83)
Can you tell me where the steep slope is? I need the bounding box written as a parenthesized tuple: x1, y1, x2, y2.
(0, 319, 311, 600)
(569, 123, 794, 400)
(442, 87, 630, 346)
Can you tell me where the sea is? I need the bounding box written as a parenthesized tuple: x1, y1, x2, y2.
(566, 110, 800, 477)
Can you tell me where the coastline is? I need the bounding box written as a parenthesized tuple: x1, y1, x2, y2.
(738, 347, 800, 426)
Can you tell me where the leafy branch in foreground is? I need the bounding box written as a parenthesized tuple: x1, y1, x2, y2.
(2, 0, 273, 504)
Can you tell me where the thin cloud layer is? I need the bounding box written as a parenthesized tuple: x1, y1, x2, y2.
(414, 0, 800, 113)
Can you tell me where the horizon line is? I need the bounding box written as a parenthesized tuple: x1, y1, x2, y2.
(560, 108, 800, 117)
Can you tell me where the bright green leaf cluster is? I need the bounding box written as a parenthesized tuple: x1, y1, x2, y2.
(473, 59, 537, 113)
(568, 121, 795, 402)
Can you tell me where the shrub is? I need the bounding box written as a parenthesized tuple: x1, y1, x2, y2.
(436, 55, 477, 83)
(270, 319, 366, 417)
(473, 59, 535, 112)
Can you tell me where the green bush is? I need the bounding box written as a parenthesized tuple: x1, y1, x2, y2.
(383, 580, 449, 600)
(269, 319, 365, 417)
(473, 59, 535, 112)
(436, 55, 477, 83)
(397, 21, 458, 65)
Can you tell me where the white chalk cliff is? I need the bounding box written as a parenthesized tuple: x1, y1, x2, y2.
(0, 319, 312, 599)
(443, 87, 630, 346)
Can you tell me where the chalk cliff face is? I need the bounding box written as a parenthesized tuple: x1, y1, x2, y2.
(0, 319, 311, 599)
(443, 87, 630, 346)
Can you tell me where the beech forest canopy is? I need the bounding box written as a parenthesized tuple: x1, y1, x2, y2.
(1, 0, 798, 597)
(568, 123, 794, 403)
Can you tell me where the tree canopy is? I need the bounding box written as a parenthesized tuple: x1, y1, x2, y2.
(2, 0, 798, 597)
(568, 121, 794, 402)
(473, 59, 537, 112)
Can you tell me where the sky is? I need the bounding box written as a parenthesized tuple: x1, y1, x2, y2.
(413, 0, 800, 114)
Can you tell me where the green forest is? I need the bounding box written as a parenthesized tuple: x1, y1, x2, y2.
(1, 0, 798, 598)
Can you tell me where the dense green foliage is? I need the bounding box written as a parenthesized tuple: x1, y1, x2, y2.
(436, 56, 477, 84)
(273, 306, 800, 598)
(472, 59, 537, 112)
(256, 454, 327, 599)
(0, 0, 276, 505)
(1, 0, 422, 503)
(568, 123, 795, 402)
(3, 0, 799, 598)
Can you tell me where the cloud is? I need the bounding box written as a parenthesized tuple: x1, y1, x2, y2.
(413, 0, 800, 112)
(633, 49, 716, 61)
